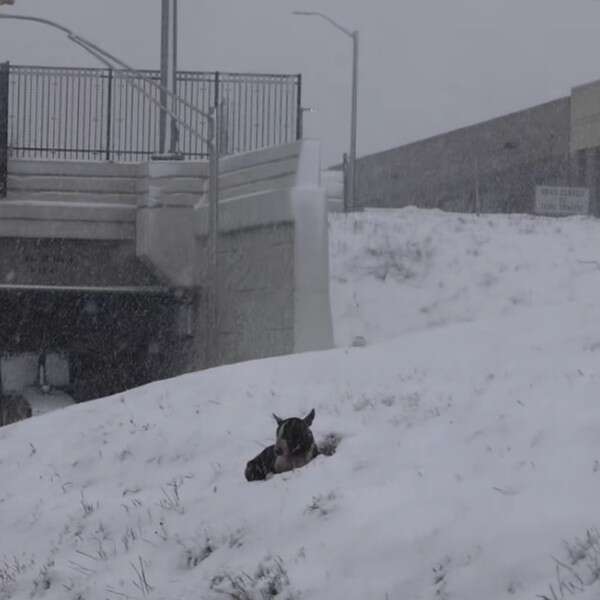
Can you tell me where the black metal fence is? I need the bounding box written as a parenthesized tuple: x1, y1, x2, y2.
(5, 64, 302, 161)
(0, 62, 8, 198)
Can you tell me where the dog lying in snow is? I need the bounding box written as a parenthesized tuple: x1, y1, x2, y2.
(245, 409, 319, 481)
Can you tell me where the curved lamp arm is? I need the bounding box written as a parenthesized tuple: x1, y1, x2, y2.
(292, 10, 353, 39)
(0, 13, 213, 138)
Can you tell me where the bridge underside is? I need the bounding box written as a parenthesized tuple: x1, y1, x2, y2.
(0, 237, 164, 289)
(0, 288, 181, 402)
(0, 235, 190, 402)
(0, 140, 334, 412)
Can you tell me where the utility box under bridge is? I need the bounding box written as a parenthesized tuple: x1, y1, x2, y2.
(0, 63, 333, 417)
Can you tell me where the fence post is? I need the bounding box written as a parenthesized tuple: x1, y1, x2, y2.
(342, 152, 349, 213)
(213, 71, 220, 112)
(206, 107, 220, 367)
(105, 67, 113, 161)
(0, 61, 9, 198)
(296, 74, 302, 140)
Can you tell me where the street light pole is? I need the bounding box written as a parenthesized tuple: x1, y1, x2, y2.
(160, 0, 179, 155)
(474, 156, 481, 216)
(293, 10, 359, 211)
(349, 28, 359, 212)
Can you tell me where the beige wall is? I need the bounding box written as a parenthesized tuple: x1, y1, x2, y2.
(571, 80, 600, 153)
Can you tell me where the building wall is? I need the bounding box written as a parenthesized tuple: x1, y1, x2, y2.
(571, 79, 600, 153)
(355, 95, 598, 214)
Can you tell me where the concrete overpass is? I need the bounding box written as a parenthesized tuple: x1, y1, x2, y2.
(0, 140, 334, 403)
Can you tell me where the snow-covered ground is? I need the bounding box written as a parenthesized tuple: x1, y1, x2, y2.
(330, 207, 600, 346)
(2, 208, 600, 600)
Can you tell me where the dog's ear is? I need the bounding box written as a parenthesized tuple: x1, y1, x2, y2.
(303, 409, 315, 426)
(272, 413, 284, 426)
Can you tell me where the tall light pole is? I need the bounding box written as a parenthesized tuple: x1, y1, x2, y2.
(160, 0, 179, 155)
(293, 10, 359, 212)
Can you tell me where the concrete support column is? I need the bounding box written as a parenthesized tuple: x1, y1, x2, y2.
(291, 139, 334, 353)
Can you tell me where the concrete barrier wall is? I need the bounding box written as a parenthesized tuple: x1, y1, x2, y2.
(136, 161, 207, 287)
(192, 139, 334, 367)
(3, 159, 143, 240)
(134, 139, 333, 370)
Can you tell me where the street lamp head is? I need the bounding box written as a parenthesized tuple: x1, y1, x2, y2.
(292, 11, 317, 16)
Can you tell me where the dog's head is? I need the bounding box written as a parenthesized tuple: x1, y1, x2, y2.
(272, 409, 316, 457)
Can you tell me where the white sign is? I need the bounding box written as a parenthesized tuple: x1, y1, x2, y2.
(535, 186, 590, 216)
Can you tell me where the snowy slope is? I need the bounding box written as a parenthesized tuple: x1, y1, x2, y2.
(2, 209, 600, 600)
(330, 208, 600, 346)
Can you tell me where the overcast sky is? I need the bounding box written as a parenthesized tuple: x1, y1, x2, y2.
(1, 0, 600, 165)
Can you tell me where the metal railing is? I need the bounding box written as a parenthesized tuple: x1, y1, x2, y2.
(0, 62, 8, 198)
(5, 64, 302, 161)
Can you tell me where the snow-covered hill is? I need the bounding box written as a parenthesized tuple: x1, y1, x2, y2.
(2, 208, 600, 600)
(330, 208, 600, 346)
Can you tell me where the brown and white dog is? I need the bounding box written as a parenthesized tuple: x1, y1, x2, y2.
(245, 409, 319, 481)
